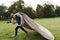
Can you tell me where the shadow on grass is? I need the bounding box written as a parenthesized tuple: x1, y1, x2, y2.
(27, 32, 48, 40)
(0, 31, 48, 40)
(11, 32, 48, 40)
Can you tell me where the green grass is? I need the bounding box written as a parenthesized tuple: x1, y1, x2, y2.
(0, 17, 60, 40)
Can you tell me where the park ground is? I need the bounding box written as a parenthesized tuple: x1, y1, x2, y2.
(0, 17, 60, 40)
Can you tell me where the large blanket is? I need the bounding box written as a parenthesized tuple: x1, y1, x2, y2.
(22, 14, 54, 40)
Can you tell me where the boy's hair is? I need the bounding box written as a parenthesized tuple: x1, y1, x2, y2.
(10, 13, 14, 18)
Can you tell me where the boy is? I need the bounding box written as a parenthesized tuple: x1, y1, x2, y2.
(11, 12, 28, 38)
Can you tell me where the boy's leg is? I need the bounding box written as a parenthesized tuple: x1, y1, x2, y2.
(20, 26, 28, 34)
(13, 25, 28, 38)
(20, 26, 28, 39)
(14, 26, 28, 36)
(14, 26, 20, 37)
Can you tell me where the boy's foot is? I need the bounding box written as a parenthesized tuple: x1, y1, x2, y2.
(25, 33, 29, 40)
(12, 35, 17, 39)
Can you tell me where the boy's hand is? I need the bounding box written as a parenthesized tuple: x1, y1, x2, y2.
(12, 22, 16, 24)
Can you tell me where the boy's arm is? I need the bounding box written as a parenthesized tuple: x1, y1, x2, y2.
(15, 13, 24, 25)
(11, 17, 15, 24)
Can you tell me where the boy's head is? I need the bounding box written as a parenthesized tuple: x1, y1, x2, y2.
(11, 13, 14, 18)
(10, 13, 16, 18)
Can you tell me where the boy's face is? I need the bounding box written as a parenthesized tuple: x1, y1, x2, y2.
(11, 13, 14, 18)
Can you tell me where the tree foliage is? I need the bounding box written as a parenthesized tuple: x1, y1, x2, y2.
(8, 0, 24, 13)
(0, 5, 7, 20)
(43, 4, 55, 17)
(1, 0, 60, 20)
(36, 4, 44, 18)
(23, 7, 36, 18)
(55, 6, 60, 16)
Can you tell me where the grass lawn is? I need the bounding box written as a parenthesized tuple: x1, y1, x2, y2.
(0, 17, 60, 40)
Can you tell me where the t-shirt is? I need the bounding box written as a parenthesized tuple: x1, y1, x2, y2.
(15, 15, 21, 25)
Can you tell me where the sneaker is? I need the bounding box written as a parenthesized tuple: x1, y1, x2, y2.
(25, 33, 29, 40)
(12, 35, 17, 39)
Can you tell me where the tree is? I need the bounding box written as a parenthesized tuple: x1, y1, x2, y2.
(36, 4, 44, 18)
(8, 0, 37, 19)
(55, 6, 60, 16)
(23, 7, 36, 18)
(43, 4, 55, 17)
(8, 0, 24, 13)
(16, 0, 24, 12)
(0, 5, 7, 20)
